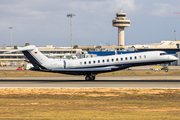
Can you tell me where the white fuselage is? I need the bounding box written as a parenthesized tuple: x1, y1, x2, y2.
(42, 51, 177, 69)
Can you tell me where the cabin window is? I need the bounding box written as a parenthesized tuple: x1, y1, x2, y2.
(89, 61, 91, 64)
(121, 58, 123, 61)
(93, 61, 95, 64)
(107, 59, 109, 62)
(98, 60, 100, 63)
(112, 59, 114, 62)
(130, 57, 132, 60)
(80, 62, 82, 65)
(135, 56, 137, 59)
(102, 60, 105, 63)
(116, 58, 118, 61)
(84, 61, 86, 64)
(160, 53, 164, 55)
(160, 53, 167, 55)
(144, 55, 146, 58)
(125, 57, 128, 60)
(139, 56, 141, 59)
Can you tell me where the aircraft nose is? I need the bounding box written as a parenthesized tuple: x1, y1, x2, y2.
(169, 56, 178, 61)
(174, 57, 178, 61)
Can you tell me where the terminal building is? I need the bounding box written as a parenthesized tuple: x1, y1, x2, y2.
(0, 45, 83, 66)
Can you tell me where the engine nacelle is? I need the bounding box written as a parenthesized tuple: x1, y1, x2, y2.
(45, 60, 64, 69)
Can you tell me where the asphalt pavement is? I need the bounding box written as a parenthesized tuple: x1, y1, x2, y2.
(0, 76, 180, 89)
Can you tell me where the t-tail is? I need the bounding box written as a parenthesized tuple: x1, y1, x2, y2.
(5, 45, 49, 70)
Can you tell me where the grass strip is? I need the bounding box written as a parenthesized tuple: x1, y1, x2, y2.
(0, 70, 180, 77)
(0, 88, 180, 119)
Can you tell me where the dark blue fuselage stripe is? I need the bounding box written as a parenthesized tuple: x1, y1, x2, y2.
(29, 51, 42, 64)
(22, 51, 41, 66)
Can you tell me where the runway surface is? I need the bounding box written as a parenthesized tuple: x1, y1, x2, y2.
(0, 76, 180, 88)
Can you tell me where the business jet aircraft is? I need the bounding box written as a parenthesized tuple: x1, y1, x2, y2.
(6, 45, 178, 81)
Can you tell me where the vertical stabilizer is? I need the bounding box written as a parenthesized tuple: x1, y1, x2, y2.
(22, 45, 48, 67)
(5, 45, 49, 69)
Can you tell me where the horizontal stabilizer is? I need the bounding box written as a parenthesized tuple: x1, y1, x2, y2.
(4, 45, 35, 54)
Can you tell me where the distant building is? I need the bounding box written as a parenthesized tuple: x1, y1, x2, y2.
(0, 45, 82, 66)
(79, 40, 180, 52)
(126, 41, 180, 49)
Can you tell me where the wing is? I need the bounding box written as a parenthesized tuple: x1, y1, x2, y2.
(49, 64, 132, 75)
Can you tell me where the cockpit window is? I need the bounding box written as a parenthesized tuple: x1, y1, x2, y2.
(160, 53, 167, 56)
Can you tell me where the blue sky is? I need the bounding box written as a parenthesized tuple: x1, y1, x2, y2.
(0, 0, 180, 47)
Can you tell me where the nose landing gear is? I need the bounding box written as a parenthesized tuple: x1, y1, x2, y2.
(162, 63, 169, 72)
(85, 75, 96, 81)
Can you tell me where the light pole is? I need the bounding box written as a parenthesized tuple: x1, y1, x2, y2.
(67, 14, 75, 59)
(174, 30, 176, 41)
(9, 27, 13, 47)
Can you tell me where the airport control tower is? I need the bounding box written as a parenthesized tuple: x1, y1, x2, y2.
(112, 10, 130, 46)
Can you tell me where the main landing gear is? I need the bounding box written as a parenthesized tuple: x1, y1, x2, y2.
(85, 75, 96, 81)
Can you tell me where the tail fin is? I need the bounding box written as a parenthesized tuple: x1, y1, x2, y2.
(5, 45, 49, 69)
(115, 50, 118, 55)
